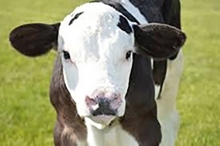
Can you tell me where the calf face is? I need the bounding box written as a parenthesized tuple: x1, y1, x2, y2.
(9, 2, 186, 129)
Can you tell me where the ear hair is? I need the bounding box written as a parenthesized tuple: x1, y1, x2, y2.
(9, 23, 60, 57)
(133, 23, 186, 60)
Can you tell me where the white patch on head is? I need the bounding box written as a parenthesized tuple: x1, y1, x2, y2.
(58, 2, 135, 126)
(121, 0, 148, 24)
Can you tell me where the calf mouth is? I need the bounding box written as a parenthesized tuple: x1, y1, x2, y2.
(89, 107, 117, 127)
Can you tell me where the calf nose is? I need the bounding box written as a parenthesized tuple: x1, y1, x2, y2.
(86, 93, 122, 116)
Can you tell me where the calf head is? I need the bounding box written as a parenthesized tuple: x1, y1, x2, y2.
(9, 2, 186, 129)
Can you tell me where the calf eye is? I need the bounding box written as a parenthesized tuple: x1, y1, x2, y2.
(63, 50, 70, 59)
(126, 51, 132, 60)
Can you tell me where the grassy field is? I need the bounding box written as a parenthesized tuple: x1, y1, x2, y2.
(0, 0, 219, 146)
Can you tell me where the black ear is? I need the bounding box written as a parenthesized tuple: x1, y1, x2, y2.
(9, 23, 60, 57)
(133, 23, 186, 59)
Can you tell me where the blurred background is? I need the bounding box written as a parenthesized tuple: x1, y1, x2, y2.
(0, 0, 219, 145)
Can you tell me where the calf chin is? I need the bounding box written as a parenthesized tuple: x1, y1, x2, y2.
(85, 116, 116, 129)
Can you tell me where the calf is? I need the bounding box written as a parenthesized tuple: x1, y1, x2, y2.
(9, 0, 186, 146)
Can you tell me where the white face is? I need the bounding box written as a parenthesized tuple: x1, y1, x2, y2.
(58, 3, 135, 127)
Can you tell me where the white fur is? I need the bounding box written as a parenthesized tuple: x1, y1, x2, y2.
(157, 50, 184, 146)
(119, 1, 184, 145)
(151, 59, 154, 69)
(83, 119, 138, 146)
(155, 85, 161, 99)
(121, 0, 148, 24)
(59, 3, 135, 126)
(58, 1, 183, 145)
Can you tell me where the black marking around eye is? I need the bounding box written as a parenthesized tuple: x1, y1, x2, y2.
(69, 12, 84, 25)
(117, 15, 132, 34)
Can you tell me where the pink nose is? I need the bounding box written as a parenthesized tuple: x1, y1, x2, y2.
(85, 92, 122, 116)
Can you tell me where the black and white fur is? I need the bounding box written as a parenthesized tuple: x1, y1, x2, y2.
(9, 0, 186, 146)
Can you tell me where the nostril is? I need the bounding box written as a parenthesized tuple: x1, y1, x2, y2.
(112, 93, 121, 101)
(112, 96, 119, 103)
(110, 95, 122, 110)
(86, 96, 97, 106)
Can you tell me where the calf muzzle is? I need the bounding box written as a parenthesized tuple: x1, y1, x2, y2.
(86, 92, 122, 116)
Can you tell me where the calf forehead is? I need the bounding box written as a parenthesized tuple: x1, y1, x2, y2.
(60, 2, 123, 37)
(59, 3, 134, 61)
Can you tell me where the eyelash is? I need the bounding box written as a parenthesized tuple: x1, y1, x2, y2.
(126, 51, 132, 60)
(63, 50, 71, 60)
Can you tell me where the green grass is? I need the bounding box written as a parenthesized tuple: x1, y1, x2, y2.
(0, 0, 219, 145)
(176, 0, 220, 145)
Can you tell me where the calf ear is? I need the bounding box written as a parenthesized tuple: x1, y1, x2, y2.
(133, 23, 186, 59)
(9, 23, 60, 57)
